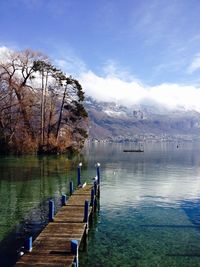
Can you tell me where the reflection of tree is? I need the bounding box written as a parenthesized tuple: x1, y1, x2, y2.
(181, 199, 200, 227)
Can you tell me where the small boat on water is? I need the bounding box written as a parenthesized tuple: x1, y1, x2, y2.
(123, 149, 144, 152)
(123, 142, 144, 152)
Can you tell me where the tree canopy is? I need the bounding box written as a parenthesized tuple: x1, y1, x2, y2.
(0, 48, 88, 154)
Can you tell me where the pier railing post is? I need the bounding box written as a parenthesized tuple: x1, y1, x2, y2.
(94, 198, 97, 213)
(25, 236, 32, 252)
(70, 180, 74, 195)
(94, 181, 97, 196)
(96, 163, 100, 185)
(71, 239, 79, 267)
(93, 182, 97, 212)
(77, 162, 82, 186)
(61, 194, 66, 206)
(84, 200, 89, 223)
(90, 188, 94, 207)
(49, 200, 54, 222)
(96, 163, 101, 198)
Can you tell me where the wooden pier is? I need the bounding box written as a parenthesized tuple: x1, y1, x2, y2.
(14, 164, 100, 267)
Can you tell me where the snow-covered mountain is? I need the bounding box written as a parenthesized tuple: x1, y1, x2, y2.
(84, 97, 200, 142)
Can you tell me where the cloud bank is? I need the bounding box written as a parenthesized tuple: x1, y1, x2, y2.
(1, 46, 200, 113)
(54, 53, 200, 113)
(79, 70, 200, 112)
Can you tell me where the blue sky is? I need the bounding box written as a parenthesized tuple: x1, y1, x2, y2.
(1, 0, 200, 110)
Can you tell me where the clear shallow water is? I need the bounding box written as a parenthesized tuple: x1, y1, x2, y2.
(80, 142, 200, 267)
(0, 155, 92, 266)
(1, 142, 200, 266)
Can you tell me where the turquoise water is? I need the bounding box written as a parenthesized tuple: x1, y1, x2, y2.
(0, 155, 91, 266)
(1, 142, 200, 266)
(80, 142, 200, 267)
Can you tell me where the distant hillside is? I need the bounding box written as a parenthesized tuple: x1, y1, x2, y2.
(84, 97, 200, 142)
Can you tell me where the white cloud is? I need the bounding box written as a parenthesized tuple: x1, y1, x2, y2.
(0, 46, 12, 61)
(102, 59, 137, 82)
(55, 56, 87, 76)
(188, 53, 200, 73)
(80, 71, 146, 105)
(1, 45, 200, 113)
(80, 71, 200, 112)
(149, 84, 200, 111)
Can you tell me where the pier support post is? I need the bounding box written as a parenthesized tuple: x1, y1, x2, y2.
(96, 163, 100, 185)
(61, 194, 66, 206)
(25, 236, 32, 252)
(94, 181, 97, 196)
(94, 198, 97, 213)
(77, 162, 82, 186)
(71, 239, 79, 267)
(49, 200, 54, 222)
(90, 188, 94, 207)
(84, 200, 89, 223)
(70, 180, 74, 195)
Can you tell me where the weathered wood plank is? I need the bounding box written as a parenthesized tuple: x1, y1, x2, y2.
(15, 254, 74, 262)
(73, 185, 93, 195)
(36, 222, 86, 235)
(66, 195, 91, 206)
(14, 181, 97, 267)
(44, 222, 86, 228)
(15, 264, 72, 267)
(15, 254, 74, 267)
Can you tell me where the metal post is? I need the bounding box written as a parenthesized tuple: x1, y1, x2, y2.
(77, 163, 82, 186)
(84, 200, 89, 223)
(25, 236, 32, 252)
(94, 181, 97, 195)
(96, 163, 100, 185)
(90, 188, 94, 207)
(70, 180, 74, 195)
(94, 198, 97, 213)
(61, 194, 66, 206)
(71, 239, 79, 267)
(49, 200, 54, 222)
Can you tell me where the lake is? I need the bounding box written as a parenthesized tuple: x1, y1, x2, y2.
(1, 142, 200, 266)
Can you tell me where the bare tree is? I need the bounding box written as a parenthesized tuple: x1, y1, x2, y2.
(0, 48, 88, 154)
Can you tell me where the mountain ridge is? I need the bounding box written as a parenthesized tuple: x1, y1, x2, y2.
(84, 96, 200, 142)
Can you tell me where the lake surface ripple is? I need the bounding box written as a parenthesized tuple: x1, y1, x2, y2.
(1, 142, 200, 266)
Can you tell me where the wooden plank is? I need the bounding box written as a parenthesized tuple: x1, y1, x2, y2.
(66, 195, 91, 206)
(41, 227, 85, 235)
(74, 185, 93, 195)
(15, 254, 74, 267)
(54, 207, 92, 223)
(14, 182, 97, 267)
(39, 222, 87, 236)
(15, 264, 72, 267)
(44, 222, 86, 229)
(34, 236, 82, 244)
(36, 223, 86, 236)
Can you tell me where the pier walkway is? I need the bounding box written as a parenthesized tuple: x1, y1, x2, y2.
(14, 164, 100, 267)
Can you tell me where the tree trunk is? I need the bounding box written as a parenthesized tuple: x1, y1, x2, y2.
(56, 85, 67, 140)
(13, 86, 35, 140)
(41, 70, 45, 146)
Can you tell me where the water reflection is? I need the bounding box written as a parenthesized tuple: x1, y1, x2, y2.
(1, 142, 200, 266)
(0, 155, 89, 267)
(181, 199, 200, 227)
(80, 142, 200, 267)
